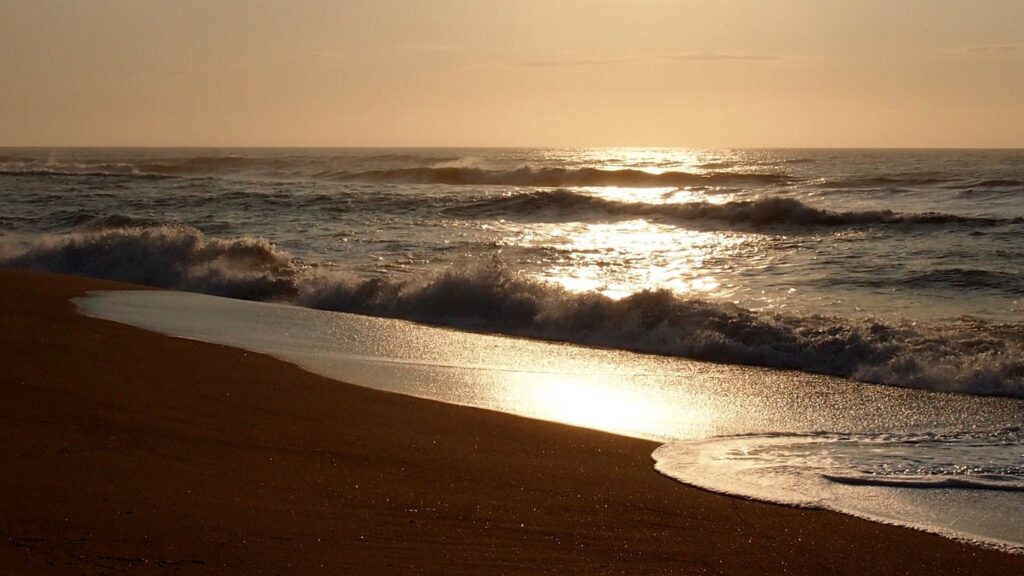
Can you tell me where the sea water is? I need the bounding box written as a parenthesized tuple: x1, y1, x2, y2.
(78, 290, 1024, 551)
(3, 147, 1023, 550)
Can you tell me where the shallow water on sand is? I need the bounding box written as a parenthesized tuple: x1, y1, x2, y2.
(79, 290, 1024, 552)
(5, 146, 1023, 552)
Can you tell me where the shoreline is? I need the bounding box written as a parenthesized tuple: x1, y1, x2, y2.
(2, 268, 1021, 574)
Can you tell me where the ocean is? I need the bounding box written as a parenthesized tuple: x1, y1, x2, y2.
(3, 147, 1024, 550)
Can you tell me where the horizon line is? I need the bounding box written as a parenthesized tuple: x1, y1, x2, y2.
(2, 145, 1023, 151)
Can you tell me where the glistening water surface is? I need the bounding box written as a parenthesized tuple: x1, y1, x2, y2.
(4, 147, 1023, 552)
(3, 148, 1023, 397)
(79, 290, 1024, 552)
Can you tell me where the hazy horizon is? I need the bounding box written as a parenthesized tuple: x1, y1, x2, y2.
(2, 0, 1022, 148)
(3, 145, 1024, 151)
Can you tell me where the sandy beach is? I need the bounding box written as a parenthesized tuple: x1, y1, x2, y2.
(2, 268, 1021, 575)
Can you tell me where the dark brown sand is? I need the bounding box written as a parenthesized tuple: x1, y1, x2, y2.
(1, 268, 1021, 575)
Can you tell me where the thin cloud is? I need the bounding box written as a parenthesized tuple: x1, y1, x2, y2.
(304, 51, 349, 61)
(296, 45, 466, 64)
(667, 52, 780, 62)
(518, 57, 631, 68)
(394, 44, 466, 53)
(517, 52, 780, 68)
(953, 44, 1024, 56)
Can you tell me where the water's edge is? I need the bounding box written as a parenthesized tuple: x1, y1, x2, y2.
(651, 441, 1024, 556)
(75, 289, 1024, 556)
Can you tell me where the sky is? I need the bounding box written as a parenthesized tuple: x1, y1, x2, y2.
(1, 0, 1022, 148)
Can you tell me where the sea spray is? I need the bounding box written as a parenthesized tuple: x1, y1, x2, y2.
(3, 225, 1023, 397)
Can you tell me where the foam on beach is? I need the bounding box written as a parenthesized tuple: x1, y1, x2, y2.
(77, 289, 1024, 552)
(653, 431, 1024, 553)
(6, 227, 1022, 398)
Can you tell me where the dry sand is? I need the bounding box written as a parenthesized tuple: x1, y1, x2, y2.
(2, 268, 1021, 575)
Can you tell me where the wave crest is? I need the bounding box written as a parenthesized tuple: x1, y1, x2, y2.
(2, 226, 1023, 397)
(0, 226, 297, 301)
(1, 157, 791, 188)
(447, 190, 1017, 227)
(318, 166, 789, 188)
(0, 167, 175, 180)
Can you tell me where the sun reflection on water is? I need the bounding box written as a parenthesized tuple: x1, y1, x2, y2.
(497, 370, 717, 440)
(583, 186, 737, 206)
(509, 218, 746, 300)
(561, 147, 707, 173)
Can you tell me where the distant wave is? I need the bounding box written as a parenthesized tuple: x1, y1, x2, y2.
(1, 158, 790, 188)
(358, 153, 462, 164)
(317, 166, 790, 187)
(47, 211, 168, 232)
(0, 167, 176, 180)
(0, 154, 40, 164)
(446, 189, 1020, 228)
(956, 178, 1024, 189)
(0, 156, 296, 179)
(137, 155, 285, 175)
(700, 157, 816, 170)
(2, 225, 1022, 397)
(817, 174, 1024, 191)
(815, 174, 958, 189)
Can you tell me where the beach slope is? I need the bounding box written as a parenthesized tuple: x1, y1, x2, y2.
(1, 268, 1020, 575)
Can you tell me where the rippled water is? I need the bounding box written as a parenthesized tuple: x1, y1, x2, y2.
(5, 147, 1024, 551)
(2, 148, 1022, 324)
(1, 147, 1022, 396)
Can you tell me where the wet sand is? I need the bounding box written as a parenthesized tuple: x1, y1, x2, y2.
(2, 268, 1021, 575)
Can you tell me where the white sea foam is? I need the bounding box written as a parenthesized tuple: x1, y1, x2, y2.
(7, 146, 1024, 555)
(3, 225, 1023, 397)
(653, 431, 1024, 552)
(76, 290, 1024, 552)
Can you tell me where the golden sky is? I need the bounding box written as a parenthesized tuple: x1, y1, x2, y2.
(2, 0, 1022, 147)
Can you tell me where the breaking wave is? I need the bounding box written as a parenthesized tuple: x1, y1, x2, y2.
(446, 189, 1020, 227)
(0, 226, 296, 301)
(317, 166, 790, 187)
(2, 226, 1023, 397)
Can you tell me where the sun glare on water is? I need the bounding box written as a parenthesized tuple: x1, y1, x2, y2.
(501, 370, 716, 439)
(516, 219, 739, 300)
